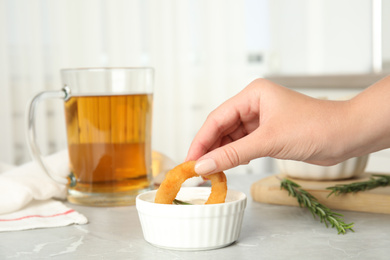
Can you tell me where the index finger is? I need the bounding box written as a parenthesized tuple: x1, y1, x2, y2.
(186, 86, 260, 161)
(186, 106, 240, 161)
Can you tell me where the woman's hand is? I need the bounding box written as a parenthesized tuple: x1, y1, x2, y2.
(186, 78, 368, 175)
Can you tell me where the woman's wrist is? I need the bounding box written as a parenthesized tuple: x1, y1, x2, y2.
(344, 76, 390, 157)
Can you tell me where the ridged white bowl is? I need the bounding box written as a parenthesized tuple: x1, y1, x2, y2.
(136, 187, 247, 251)
(277, 155, 369, 180)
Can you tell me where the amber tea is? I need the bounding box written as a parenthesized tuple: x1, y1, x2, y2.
(64, 94, 153, 202)
(26, 67, 154, 206)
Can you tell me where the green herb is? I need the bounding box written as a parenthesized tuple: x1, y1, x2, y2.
(173, 199, 192, 205)
(280, 178, 354, 234)
(327, 174, 390, 197)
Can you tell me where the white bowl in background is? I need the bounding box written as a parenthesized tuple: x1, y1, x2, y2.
(277, 155, 369, 181)
(136, 187, 247, 251)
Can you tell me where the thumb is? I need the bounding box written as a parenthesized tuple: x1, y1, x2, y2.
(194, 132, 265, 175)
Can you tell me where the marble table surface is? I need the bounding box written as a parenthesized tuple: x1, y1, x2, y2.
(1, 172, 389, 260)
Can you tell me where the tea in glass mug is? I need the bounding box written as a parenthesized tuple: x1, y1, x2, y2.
(27, 68, 154, 206)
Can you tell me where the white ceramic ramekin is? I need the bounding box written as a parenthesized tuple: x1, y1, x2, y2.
(277, 155, 369, 181)
(136, 187, 247, 251)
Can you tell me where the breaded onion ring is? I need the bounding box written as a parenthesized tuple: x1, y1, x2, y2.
(154, 161, 227, 204)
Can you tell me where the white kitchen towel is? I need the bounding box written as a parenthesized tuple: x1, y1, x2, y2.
(0, 199, 88, 232)
(0, 150, 88, 232)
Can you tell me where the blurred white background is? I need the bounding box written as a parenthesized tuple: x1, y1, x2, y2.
(0, 0, 389, 174)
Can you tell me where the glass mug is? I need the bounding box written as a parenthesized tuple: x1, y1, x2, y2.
(27, 67, 154, 206)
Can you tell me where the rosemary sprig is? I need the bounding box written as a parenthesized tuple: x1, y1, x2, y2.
(327, 174, 390, 197)
(173, 199, 192, 205)
(280, 178, 354, 234)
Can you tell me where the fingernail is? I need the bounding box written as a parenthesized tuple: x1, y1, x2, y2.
(195, 158, 217, 175)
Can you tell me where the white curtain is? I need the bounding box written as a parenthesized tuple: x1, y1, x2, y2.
(0, 0, 272, 173)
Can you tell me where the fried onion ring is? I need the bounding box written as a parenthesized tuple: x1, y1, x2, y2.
(154, 161, 227, 204)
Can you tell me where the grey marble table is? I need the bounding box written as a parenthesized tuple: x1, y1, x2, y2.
(1, 172, 389, 260)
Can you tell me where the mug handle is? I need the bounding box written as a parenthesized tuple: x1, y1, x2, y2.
(26, 86, 71, 184)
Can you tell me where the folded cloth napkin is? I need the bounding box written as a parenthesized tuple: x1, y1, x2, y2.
(0, 150, 88, 232)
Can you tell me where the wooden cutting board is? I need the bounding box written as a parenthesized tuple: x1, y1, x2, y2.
(251, 173, 390, 214)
